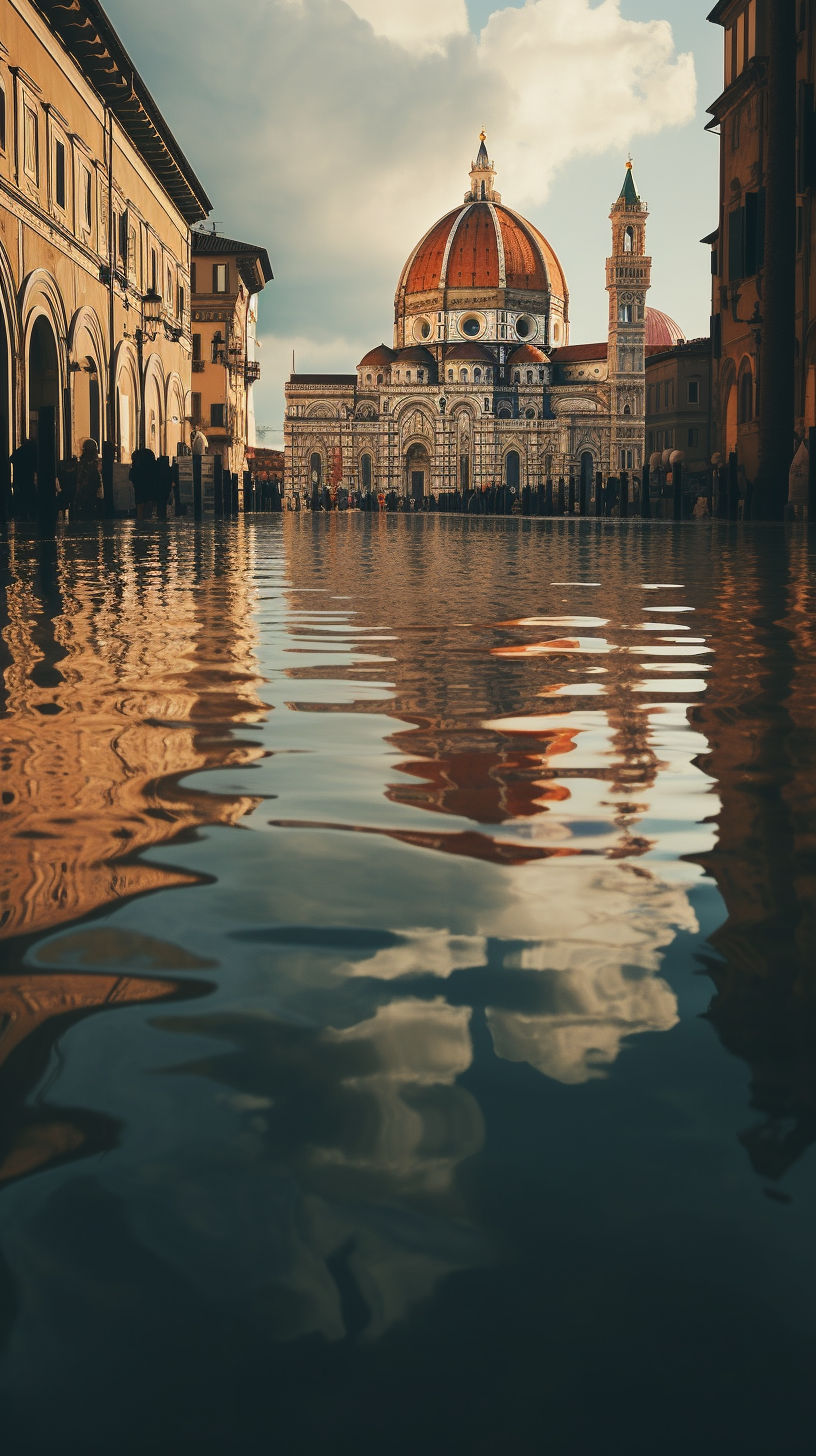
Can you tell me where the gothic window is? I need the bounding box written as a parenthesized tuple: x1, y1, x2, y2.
(623, 404, 631, 416)
(417, 369, 424, 383)
(459, 368, 468, 382)
(474, 368, 481, 382)
(619, 303, 633, 322)
(310, 453, 322, 487)
(738, 364, 754, 422)
(366, 374, 372, 385)
(484, 398, 490, 412)
(513, 371, 520, 383)
(448, 369, 454, 382)
(624, 227, 634, 253)
(406, 371, 411, 383)
(377, 373, 383, 385)
(526, 371, 533, 384)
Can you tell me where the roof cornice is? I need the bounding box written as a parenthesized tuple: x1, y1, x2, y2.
(32, 0, 211, 223)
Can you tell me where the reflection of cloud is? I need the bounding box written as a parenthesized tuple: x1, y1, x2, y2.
(348, 929, 487, 980)
(142, 999, 485, 1343)
(485, 863, 693, 1083)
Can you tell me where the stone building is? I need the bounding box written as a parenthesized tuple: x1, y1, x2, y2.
(0, 0, 211, 485)
(704, 0, 810, 514)
(190, 230, 273, 476)
(285, 141, 674, 500)
(646, 335, 714, 484)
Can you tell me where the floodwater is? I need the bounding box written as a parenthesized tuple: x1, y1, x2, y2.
(0, 516, 814, 1455)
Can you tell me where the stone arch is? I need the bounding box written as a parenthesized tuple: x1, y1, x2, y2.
(405, 439, 431, 499)
(113, 338, 139, 462)
(20, 270, 69, 450)
(0, 238, 17, 462)
(504, 447, 521, 490)
(737, 354, 754, 425)
(306, 403, 336, 419)
(68, 306, 106, 453)
(143, 352, 166, 456)
(166, 372, 186, 456)
(719, 357, 737, 457)
(359, 449, 373, 491)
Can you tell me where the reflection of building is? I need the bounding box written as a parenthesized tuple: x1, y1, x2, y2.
(285, 142, 670, 498)
(190, 231, 273, 476)
(0, 527, 266, 939)
(0, 0, 211, 475)
(691, 538, 816, 1179)
(705, 2, 802, 514)
(646, 336, 714, 485)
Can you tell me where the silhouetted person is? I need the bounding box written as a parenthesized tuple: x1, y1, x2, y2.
(10, 438, 38, 520)
(73, 439, 102, 520)
(155, 455, 172, 519)
(57, 455, 78, 519)
(129, 448, 157, 520)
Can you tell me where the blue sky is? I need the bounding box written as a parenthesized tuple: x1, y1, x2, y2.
(103, 1, 723, 444)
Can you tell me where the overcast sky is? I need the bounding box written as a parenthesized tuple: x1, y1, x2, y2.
(104, 0, 723, 445)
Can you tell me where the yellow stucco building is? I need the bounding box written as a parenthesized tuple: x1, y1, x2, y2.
(0, 0, 211, 488)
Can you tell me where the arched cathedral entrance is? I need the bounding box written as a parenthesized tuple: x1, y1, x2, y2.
(406, 442, 430, 500)
(28, 316, 60, 442)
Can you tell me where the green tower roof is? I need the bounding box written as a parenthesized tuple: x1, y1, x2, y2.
(619, 162, 640, 206)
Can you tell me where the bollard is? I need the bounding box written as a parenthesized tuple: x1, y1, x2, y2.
(673, 461, 683, 521)
(728, 451, 739, 520)
(809, 427, 816, 524)
(619, 470, 628, 518)
(214, 456, 223, 516)
(567, 475, 575, 515)
(193, 452, 202, 519)
(641, 463, 651, 518)
(557, 477, 565, 514)
(36, 405, 58, 533)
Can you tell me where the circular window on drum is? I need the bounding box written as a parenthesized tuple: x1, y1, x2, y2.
(460, 315, 483, 338)
(414, 317, 432, 342)
(515, 316, 536, 340)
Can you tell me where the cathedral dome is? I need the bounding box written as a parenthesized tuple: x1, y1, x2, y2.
(645, 308, 685, 348)
(393, 136, 568, 352)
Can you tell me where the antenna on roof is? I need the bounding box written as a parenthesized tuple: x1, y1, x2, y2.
(293, 349, 296, 374)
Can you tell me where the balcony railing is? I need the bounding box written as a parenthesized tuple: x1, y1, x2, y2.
(245, 360, 261, 384)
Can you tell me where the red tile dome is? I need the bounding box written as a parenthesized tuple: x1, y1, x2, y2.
(444, 342, 495, 362)
(398, 202, 566, 302)
(506, 344, 547, 365)
(645, 309, 685, 348)
(358, 344, 397, 369)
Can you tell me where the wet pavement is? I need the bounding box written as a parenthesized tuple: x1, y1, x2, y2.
(0, 516, 814, 1455)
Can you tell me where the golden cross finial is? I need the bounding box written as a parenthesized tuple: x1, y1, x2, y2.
(479, 129, 486, 144)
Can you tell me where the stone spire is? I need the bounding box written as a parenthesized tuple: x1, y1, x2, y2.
(618, 160, 641, 208)
(467, 131, 501, 203)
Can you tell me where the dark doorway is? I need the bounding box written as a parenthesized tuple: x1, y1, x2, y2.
(580, 451, 594, 507)
(310, 452, 322, 489)
(361, 453, 372, 491)
(505, 451, 520, 491)
(406, 442, 430, 501)
(28, 316, 60, 442)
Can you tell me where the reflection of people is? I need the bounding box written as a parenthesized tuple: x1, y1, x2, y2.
(129, 447, 157, 520)
(73, 439, 102, 520)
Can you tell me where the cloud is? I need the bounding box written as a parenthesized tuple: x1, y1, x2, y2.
(345, 0, 469, 54)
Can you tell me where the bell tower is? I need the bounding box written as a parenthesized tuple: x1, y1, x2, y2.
(606, 162, 650, 474)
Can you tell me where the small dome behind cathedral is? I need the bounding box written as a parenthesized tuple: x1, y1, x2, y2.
(445, 342, 495, 362)
(645, 309, 685, 348)
(507, 344, 547, 365)
(358, 344, 397, 368)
